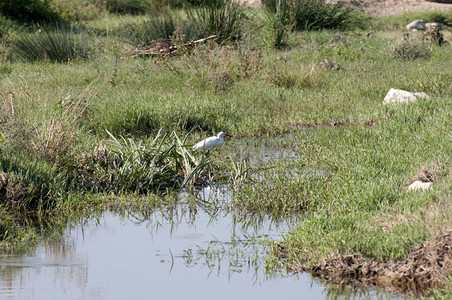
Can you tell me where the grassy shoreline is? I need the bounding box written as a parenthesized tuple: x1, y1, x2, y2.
(1, 1, 452, 297)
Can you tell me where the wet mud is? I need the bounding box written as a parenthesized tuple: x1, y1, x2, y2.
(297, 230, 452, 297)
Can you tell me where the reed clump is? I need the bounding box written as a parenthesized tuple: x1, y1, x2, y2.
(13, 26, 92, 62)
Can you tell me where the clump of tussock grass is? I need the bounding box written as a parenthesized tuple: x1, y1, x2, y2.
(0, 74, 100, 171)
(123, 12, 211, 48)
(30, 80, 95, 163)
(13, 26, 92, 62)
(187, 0, 246, 44)
(267, 0, 292, 48)
(392, 34, 432, 60)
(125, 13, 177, 46)
(263, 0, 368, 31)
(125, 0, 245, 47)
(292, 0, 367, 31)
(70, 130, 210, 193)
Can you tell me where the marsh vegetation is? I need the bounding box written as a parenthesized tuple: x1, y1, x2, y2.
(1, 0, 452, 298)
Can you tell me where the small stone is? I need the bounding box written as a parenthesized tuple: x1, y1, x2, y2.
(408, 180, 433, 191)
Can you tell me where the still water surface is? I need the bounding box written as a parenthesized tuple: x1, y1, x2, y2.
(0, 185, 328, 300)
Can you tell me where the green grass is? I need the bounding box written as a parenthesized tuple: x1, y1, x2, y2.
(261, 100, 452, 261)
(0, 6, 452, 296)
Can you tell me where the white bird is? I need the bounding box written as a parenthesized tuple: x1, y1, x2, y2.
(192, 132, 230, 151)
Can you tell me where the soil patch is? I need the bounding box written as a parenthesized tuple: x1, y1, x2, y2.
(296, 231, 452, 297)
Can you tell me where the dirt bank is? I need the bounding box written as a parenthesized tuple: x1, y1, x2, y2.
(296, 231, 452, 297)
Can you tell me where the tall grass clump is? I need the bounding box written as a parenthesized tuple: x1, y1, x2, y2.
(126, 12, 211, 46)
(70, 130, 210, 193)
(292, 0, 367, 31)
(266, 0, 292, 48)
(13, 26, 92, 62)
(187, 0, 245, 43)
(126, 13, 176, 46)
(126, 0, 245, 46)
(263, 0, 367, 31)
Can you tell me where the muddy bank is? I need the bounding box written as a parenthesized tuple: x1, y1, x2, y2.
(295, 231, 452, 297)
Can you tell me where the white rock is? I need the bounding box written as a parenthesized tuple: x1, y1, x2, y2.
(408, 180, 433, 191)
(382, 88, 429, 105)
(406, 19, 425, 31)
(425, 22, 443, 30)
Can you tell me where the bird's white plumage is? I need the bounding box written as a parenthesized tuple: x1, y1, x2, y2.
(192, 132, 228, 151)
